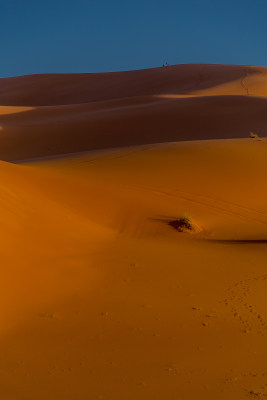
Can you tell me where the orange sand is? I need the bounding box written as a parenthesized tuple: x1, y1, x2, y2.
(0, 64, 267, 399)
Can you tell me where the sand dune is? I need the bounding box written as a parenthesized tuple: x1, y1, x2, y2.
(0, 64, 258, 106)
(1, 64, 267, 107)
(1, 65, 267, 399)
(1, 64, 267, 161)
(1, 94, 267, 161)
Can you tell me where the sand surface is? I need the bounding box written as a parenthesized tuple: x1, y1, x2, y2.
(0, 64, 267, 399)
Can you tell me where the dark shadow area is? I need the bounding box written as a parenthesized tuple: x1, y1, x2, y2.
(0, 64, 257, 107)
(168, 217, 194, 232)
(0, 93, 267, 162)
(205, 239, 267, 244)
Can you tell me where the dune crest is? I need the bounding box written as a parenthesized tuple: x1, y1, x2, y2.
(1, 64, 267, 106)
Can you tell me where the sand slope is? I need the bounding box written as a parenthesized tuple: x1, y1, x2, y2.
(0, 64, 267, 160)
(0, 94, 267, 161)
(0, 64, 259, 106)
(0, 65, 267, 399)
(0, 140, 266, 399)
(1, 64, 267, 106)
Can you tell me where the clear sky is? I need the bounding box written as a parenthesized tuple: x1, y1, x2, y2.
(1, 0, 266, 77)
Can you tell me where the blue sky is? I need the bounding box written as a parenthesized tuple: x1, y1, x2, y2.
(0, 0, 266, 77)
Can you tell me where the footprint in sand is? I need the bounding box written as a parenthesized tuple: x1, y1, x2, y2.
(223, 274, 267, 335)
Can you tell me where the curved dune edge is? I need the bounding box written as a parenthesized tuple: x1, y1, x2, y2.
(1, 63, 267, 107)
(0, 139, 267, 398)
(0, 106, 34, 115)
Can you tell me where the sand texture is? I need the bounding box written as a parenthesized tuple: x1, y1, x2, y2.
(0, 64, 267, 399)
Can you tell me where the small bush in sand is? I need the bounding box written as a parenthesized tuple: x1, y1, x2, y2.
(249, 131, 259, 139)
(169, 215, 194, 232)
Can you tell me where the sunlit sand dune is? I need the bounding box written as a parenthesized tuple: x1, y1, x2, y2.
(0, 65, 267, 399)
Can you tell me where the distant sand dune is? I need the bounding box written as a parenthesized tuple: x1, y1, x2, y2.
(0, 94, 266, 160)
(1, 64, 267, 106)
(0, 64, 267, 161)
(1, 64, 265, 106)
